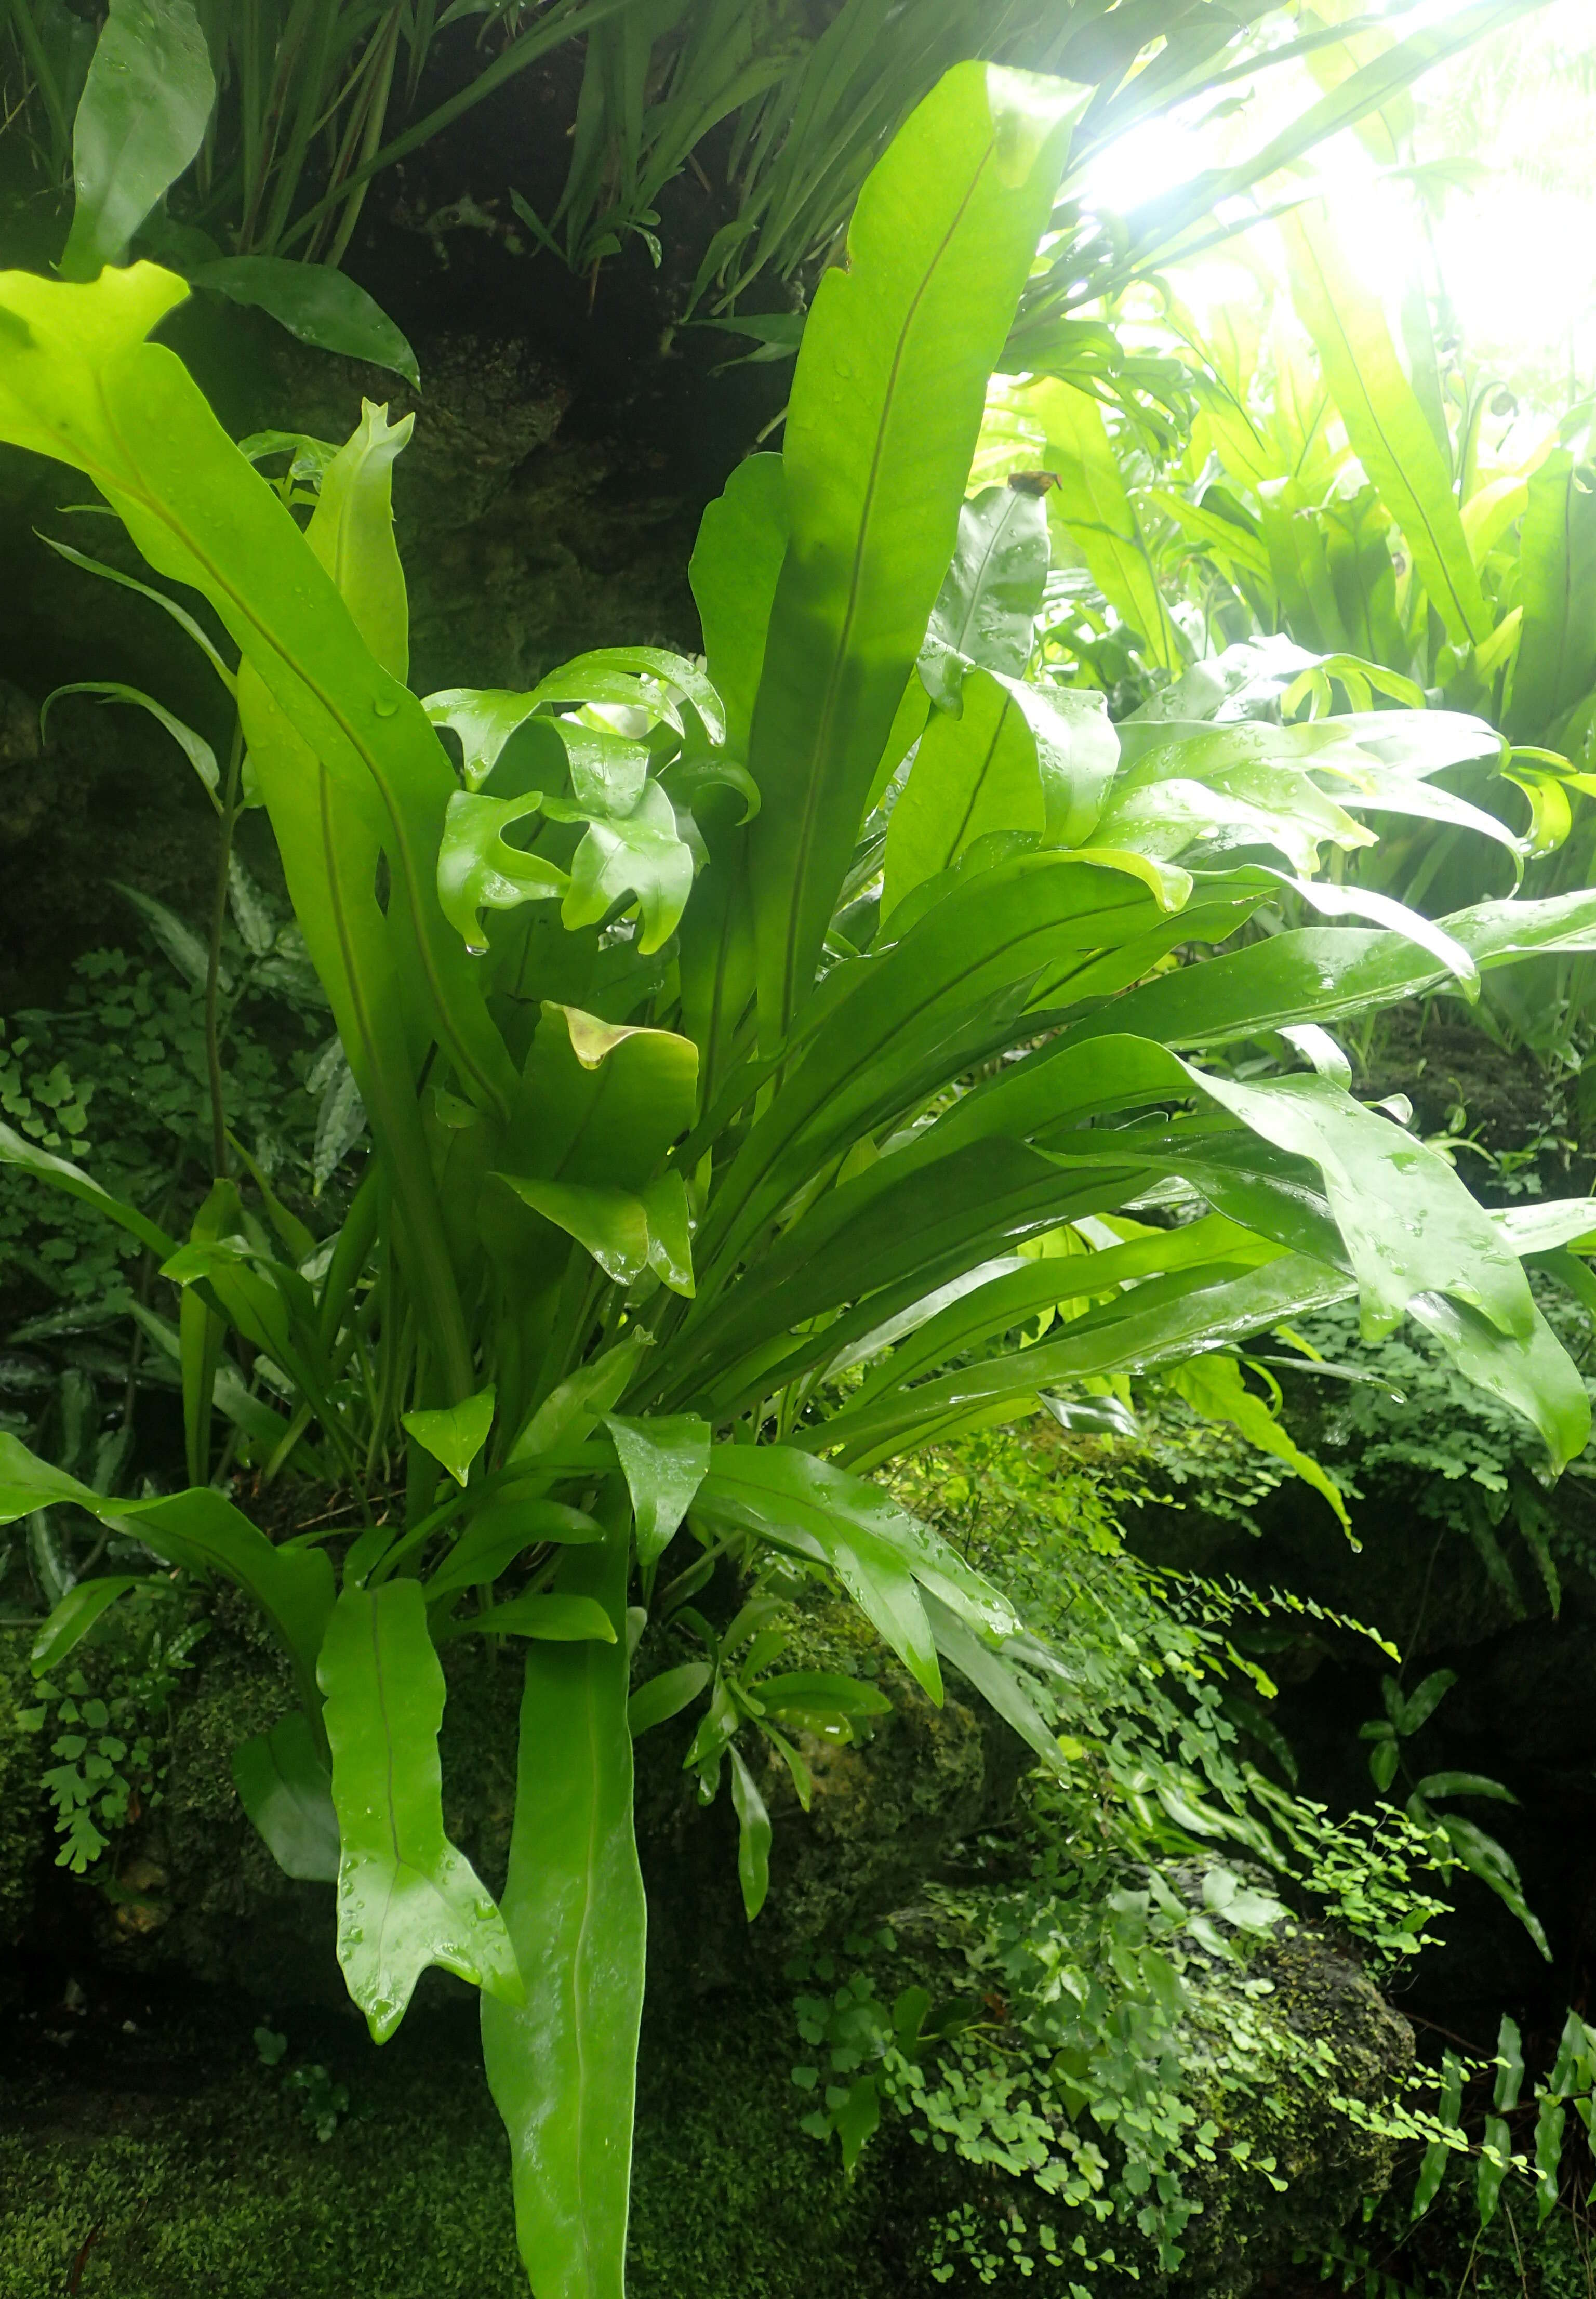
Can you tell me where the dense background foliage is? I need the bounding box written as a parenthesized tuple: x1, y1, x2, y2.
(7, 7, 1596, 2299)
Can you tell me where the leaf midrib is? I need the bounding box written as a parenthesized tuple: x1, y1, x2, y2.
(776, 131, 1000, 1036)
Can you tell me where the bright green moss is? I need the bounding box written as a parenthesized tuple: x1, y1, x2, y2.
(0, 1996, 888, 2299)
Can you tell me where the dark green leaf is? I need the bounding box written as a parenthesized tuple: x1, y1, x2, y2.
(30, 1576, 141, 1673)
(1392, 1668, 1457, 1736)
(190, 258, 420, 388)
(231, 1710, 340, 1884)
(450, 1593, 617, 1643)
(728, 1742, 772, 1919)
(1415, 1771, 1516, 1805)
(424, 1496, 605, 1600)
(61, 0, 215, 279)
(628, 1662, 712, 1737)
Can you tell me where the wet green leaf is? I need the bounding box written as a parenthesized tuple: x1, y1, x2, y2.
(920, 483, 1049, 709)
(191, 258, 419, 387)
(562, 780, 695, 954)
(603, 1412, 710, 1568)
(61, 0, 214, 280)
(402, 1384, 497, 1486)
(483, 1531, 644, 2299)
(319, 1580, 522, 2041)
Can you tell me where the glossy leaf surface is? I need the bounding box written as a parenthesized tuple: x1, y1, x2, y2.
(483, 1531, 645, 2299)
(61, 0, 215, 279)
(190, 257, 420, 387)
(746, 63, 1087, 1041)
(920, 482, 1049, 708)
(603, 1411, 710, 1568)
(232, 1710, 340, 1884)
(42, 681, 219, 802)
(30, 1576, 140, 1673)
(320, 1580, 522, 2042)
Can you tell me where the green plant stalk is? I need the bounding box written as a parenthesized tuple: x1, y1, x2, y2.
(204, 721, 245, 1181)
(309, 8, 402, 269)
(274, 0, 637, 257)
(4, 0, 70, 167)
(250, 0, 347, 254)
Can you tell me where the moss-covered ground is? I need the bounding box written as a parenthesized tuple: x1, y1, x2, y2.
(0, 1978, 890, 2299)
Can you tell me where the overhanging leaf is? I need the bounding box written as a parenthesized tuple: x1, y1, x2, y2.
(30, 1575, 141, 1673)
(1166, 1352, 1349, 1531)
(232, 1709, 340, 1884)
(483, 1531, 644, 2299)
(61, 0, 215, 280)
(43, 682, 219, 807)
(319, 1579, 523, 2041)
(190, 258, 420, 388)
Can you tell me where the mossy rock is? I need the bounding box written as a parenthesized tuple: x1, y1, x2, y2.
(1169, 1918, 1413, 2298)
(782, 1866, 1413, 2299)
(73, 1585, 1018, 2009)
